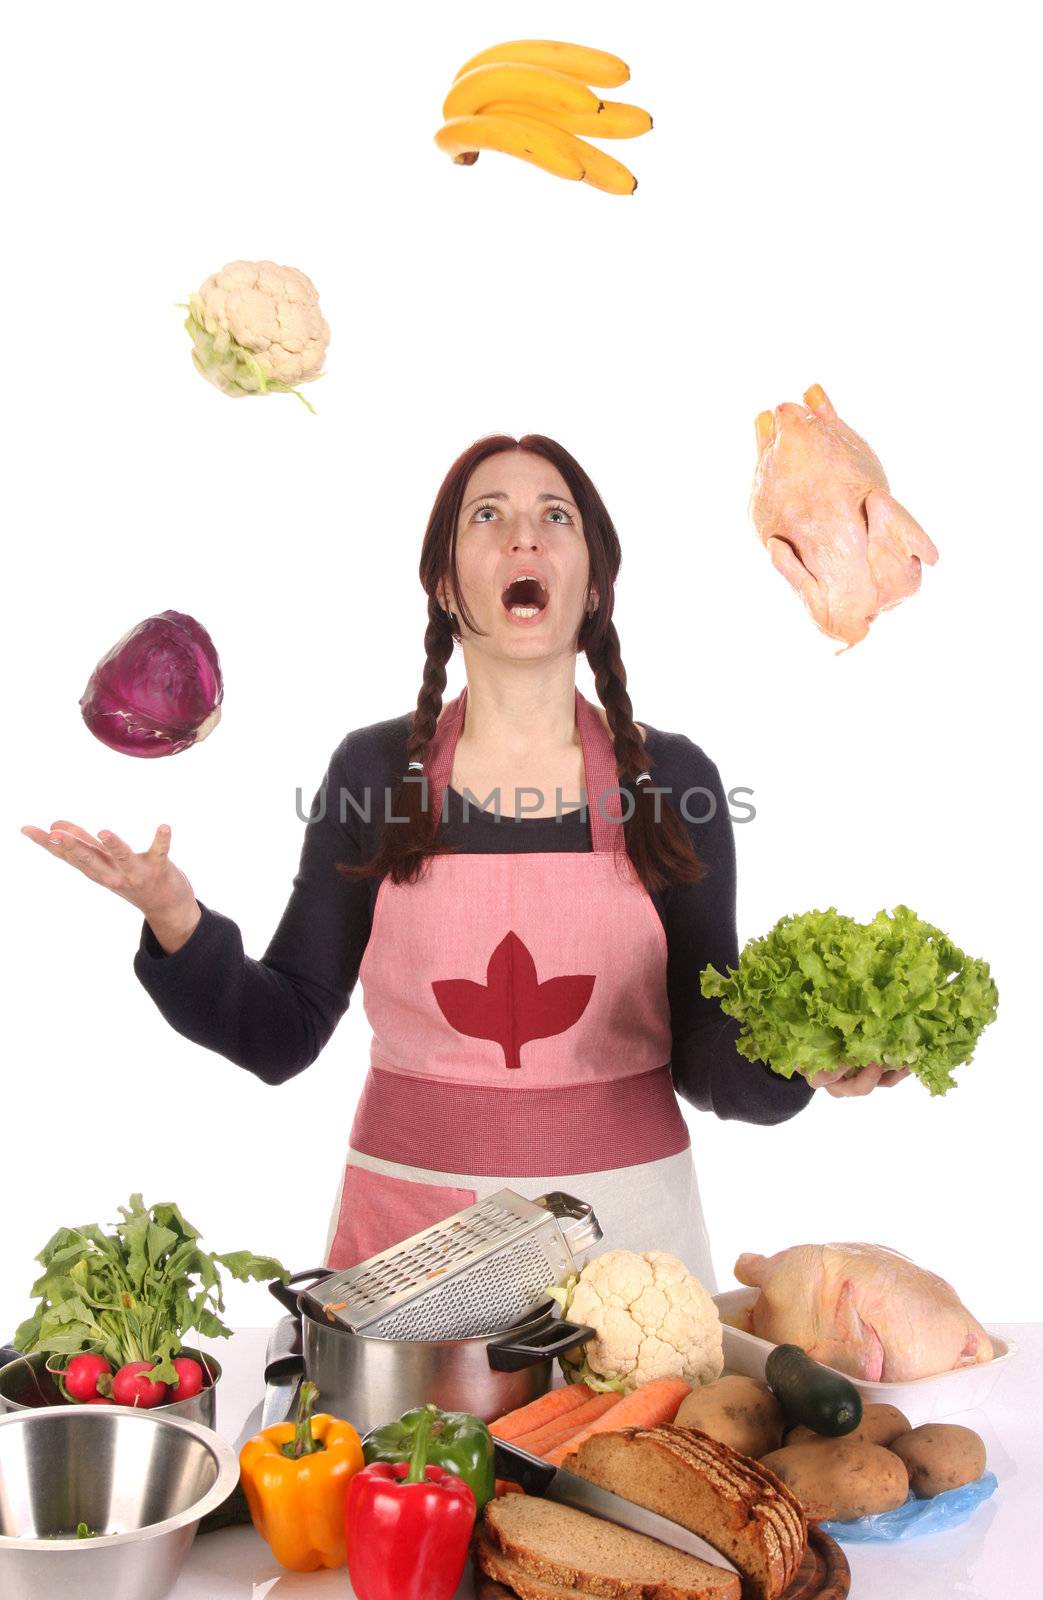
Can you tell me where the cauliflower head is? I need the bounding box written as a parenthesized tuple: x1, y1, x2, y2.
(185, 260, 330, 409)
(562, 1249, 724, 1393)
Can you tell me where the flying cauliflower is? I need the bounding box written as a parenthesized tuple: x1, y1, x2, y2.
(553, 1249, 724, 1393)
(184, 260, 330, 410)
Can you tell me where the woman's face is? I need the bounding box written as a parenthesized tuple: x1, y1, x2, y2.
(442, 450, 596, 660)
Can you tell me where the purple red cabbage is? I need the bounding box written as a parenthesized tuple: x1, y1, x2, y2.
(80, 611, 223, 758)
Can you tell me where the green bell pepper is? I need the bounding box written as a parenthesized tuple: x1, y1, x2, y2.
(362, 1403, 495, 1512)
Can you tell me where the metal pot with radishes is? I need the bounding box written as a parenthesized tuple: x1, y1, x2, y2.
(2, 1194, 288, 1425)
(0, 1344, 222, 1426)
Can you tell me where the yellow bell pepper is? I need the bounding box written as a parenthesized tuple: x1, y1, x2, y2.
(239, 1380, 365, 1571)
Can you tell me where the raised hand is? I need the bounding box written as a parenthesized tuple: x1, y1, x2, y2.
(21, 820, 201, 953)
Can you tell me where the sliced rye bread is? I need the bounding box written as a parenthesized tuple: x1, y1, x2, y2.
(480, 1494, 741, 1600)
(475, 1529, 736, 1600)
(572, 1426, 804, 1599)
(563, 1426, 806, 1600)
(648, 1428, 804, 1581)
(567, 1426, 805, 1600)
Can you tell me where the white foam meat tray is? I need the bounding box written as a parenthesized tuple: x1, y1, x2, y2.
(713, 1288, 1016, 1427)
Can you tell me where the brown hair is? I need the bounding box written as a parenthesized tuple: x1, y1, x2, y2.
(339, 434, 707, 894)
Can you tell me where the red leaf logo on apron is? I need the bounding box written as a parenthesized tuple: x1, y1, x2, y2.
(432, 931, 596, 1070)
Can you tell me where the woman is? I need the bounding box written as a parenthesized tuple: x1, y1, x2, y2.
(23, 434, 908, 1284)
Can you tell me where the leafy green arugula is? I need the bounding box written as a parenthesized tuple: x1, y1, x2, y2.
(14, 1194, 287, 1385)
(700, 905, 999, 1096)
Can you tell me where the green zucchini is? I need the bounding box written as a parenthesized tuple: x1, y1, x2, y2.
(764, 1344, 863, 1437)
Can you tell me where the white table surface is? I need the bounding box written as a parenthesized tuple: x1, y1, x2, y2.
(176, 1324, 1040, 1599)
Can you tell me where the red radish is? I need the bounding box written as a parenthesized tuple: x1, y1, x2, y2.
(64, 1353, 112, 1402)
(85, 1396, 113, 1404)
(169, 1357, 204, 1400)
(111, 1362, 169, 1409)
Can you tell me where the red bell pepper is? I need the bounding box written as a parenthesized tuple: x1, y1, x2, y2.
(344, 1405, 476, 1600)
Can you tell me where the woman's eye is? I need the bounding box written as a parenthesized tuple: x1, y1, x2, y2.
(546, 507, 573, 524)
(474, 505, 497, 522)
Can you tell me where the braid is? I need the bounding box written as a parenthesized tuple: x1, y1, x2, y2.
(338, 601, 460, 884)
(586, 621, 647, 784)
(586, 623, 707, 893)
(408, 600, 457, 761)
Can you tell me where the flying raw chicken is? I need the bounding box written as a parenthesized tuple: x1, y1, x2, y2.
(750, 385, 939, 649)
(735, 1243, 993, 1383)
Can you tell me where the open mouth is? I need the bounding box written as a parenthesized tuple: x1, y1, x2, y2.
(501, 575, 549, 620)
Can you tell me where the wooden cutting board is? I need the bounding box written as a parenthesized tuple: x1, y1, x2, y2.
(475, 1524, 850, 1600)
(780, 1526, 851, 1599)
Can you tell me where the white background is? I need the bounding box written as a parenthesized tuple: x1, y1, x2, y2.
(2, 0, 1039, 1344)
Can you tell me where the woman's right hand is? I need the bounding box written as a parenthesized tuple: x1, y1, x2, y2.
(21, 820, 201, 954)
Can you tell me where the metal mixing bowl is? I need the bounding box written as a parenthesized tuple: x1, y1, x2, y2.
(0, 1404, 239, 1600)
(0, 1347, 220, 1427)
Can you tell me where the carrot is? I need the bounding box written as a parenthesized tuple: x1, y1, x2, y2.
(494, 1479, 525, 1497)
(544, 1378, 693, 1467)
(489, 1383, 594, 1442)
(514, 1391, 622, 1455)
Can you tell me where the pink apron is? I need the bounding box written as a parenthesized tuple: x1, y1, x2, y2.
(325, 687, 717, 1287)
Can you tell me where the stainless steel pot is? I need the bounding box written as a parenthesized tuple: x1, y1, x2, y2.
(269, 1271, 594, 1435)
(0, 1348, 220, 1429)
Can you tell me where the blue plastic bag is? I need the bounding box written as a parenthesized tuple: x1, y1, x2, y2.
(820, 1472, 998, 1542)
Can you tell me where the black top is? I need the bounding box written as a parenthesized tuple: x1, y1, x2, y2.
(134, 712, 813, 1126)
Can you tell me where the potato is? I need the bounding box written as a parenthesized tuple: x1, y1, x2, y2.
(783, 1403, 911, 1450)
(674, 1376, 785, 1458)
(760, 1440, 910, 1521)
(888, 1424, 986, 1499)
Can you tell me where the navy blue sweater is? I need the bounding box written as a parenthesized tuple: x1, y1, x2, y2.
(134, 713, 813, 1126)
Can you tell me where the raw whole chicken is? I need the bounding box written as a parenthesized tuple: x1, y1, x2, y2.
(734, 1243, 993, 1382)
(750, 384, 939, 649)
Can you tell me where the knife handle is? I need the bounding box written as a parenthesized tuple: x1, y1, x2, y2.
(264, 1314, 304, 1383)
(493, 1438, 558, 1495)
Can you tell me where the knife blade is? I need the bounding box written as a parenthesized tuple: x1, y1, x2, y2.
(493, 1439, 741, 1576)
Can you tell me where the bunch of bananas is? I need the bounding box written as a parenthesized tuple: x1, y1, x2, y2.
(434, 39, 652, 195)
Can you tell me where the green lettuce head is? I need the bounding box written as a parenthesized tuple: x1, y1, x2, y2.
(700, 905, 998, 1096)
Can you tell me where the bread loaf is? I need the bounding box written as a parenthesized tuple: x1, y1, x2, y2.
(565, 1426, 806, 1600)
(479, 1493, 741, 1600)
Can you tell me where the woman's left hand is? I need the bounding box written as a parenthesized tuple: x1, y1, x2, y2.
(803, 1062, 912, 1097)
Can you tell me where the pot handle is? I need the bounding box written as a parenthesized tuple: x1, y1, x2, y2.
(486, 1318, 595, 1373)
(267, 1267, 334, 1318)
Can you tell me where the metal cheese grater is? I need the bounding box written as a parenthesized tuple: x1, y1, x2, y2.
(304, 1190, 601, 1341)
